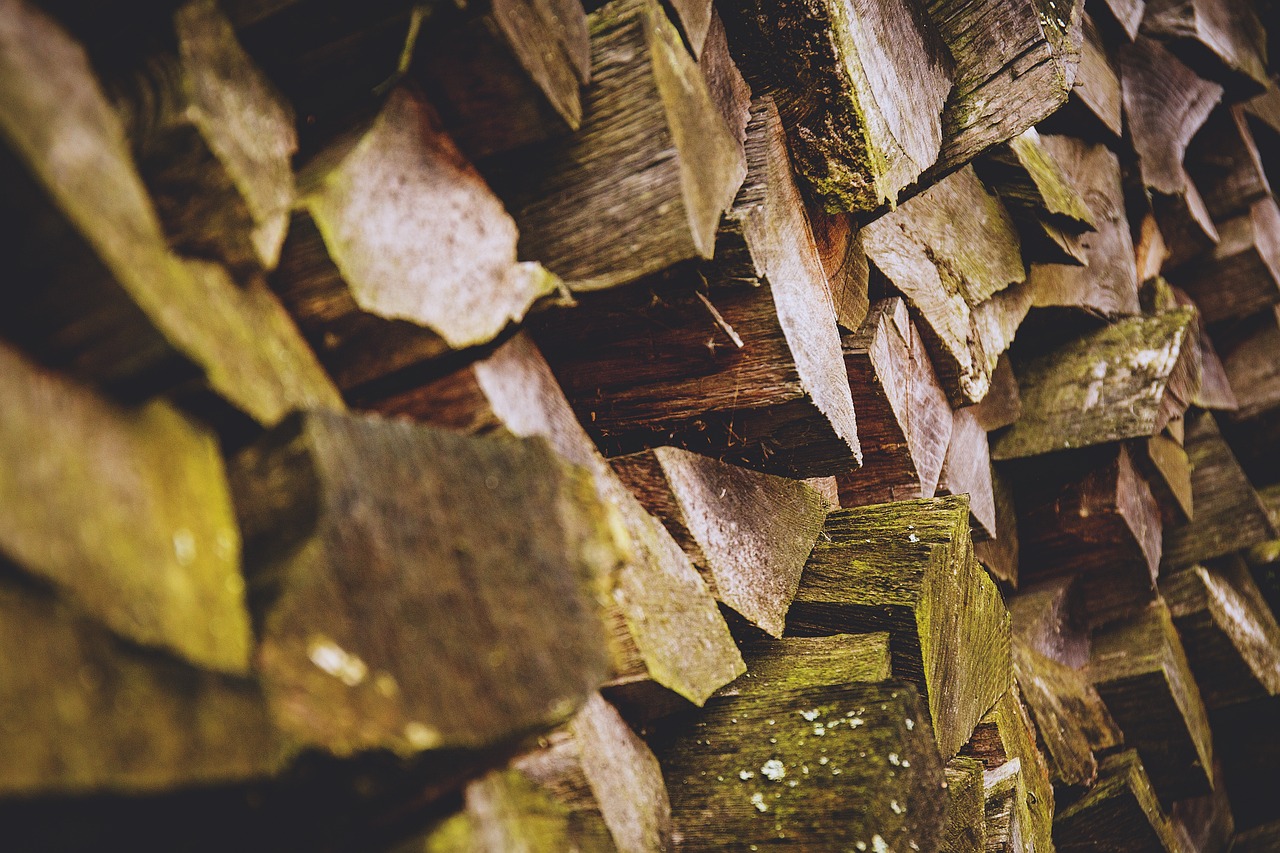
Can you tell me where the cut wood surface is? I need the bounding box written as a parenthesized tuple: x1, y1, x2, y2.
(936, 406, 997, 540)
(1216, 306, 1280, 420)
(974, 467, 1020, 586)
(1187, 105, 1272, 222)
(1141, 0, 1269, 93)
(716, 634, 893, 699)
(970, 353, 1022, 432)
(1059, 12, 1123, 137)
(1053, 750, 1185, 853)
(942, 757, 986, 853)
(1170, 197, 1280, 324)
(1010, 575, 1091, 668)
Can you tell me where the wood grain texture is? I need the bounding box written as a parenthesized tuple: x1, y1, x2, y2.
(836, 298, 953, 507)
(1171, 197, 1280, 324)
(486, 0, 745, 290)
(1053, 750, 1184, 853)
(788, 495, 1011, 758)
(610, 446, 827, 638)
(977, 127, 1096, 232)
(721, 0, 952, 211)
(971, 354, 1022, 432)
(1215, 307, 1280, 420)
(806, 203, 871, 332)
(1065, 12, 1123, 137)
(942, 757, 986, 853)
(716, 634, 893, 700)
(974, 467, 1020, 587)
(1141, 0, 1268, 94)
(0, 342, 251, 675)
(937, 406, 997, 540)
(1009, 575, 1091, 669)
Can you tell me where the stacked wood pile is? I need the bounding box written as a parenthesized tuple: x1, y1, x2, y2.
(3, 0, 1280, 849)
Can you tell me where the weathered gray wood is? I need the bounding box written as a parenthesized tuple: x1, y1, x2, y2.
(1170, 197, 1280, 324)
(1054, 751, 1184, 853)
(721, 0, 952, 211)
(1100, 0, 1145, 39)
(610, 447, 827, 638)
(0, 341, 252, 675)
(942, 757, 987, 853)
(696, 8, 751, 157)
(1141, 0, 1268, 94)
(657, 681, 948, 852)
(835, 298, 953, 507)
(861, 166, 1026, 404)
(531, 98, 860, 477)
(230, 410, 620, 758)
(486, 0, 744, 291)
(1059, 12, 1123, 137)
(788, 495, 1011, 758)
(937, 406, 997, 540)
(1089, 600, 1215, 803)
(0, 0, 341, 425)
(372, 333, 745, 707)
(993, 309, 1198, 458)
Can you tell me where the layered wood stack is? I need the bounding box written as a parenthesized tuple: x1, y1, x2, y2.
(2, 0, 1280, 849)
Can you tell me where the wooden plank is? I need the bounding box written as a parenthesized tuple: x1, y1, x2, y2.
(610, 447, 827, 638)
(788, 495, 1011, 758)
(1053, 750, 1184, 853)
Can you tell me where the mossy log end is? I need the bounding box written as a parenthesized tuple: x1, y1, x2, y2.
(611, 447, 827, 638)
(788, 495, 1011, 758)
(230, 410, 623, 758)
(716, 634, 893, 700)
(1053, 750, 1184, 853)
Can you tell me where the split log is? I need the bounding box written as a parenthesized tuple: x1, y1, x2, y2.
(1161, 560, 1280, 709)
(974, 468, 1020, 587)
(405, 0, 590, 160)
(720, 0, 952, 211)
(991, 308, 1198, 459)
(942, 757, 987, 853)
(1088, 600, 1215, 802)
(0, 341, 252, 675)
(1137, 213, 1171, 284)
(1187, 105, 1272, 222)
(1138, 433, 1195, 524)
(1167, 285, 1239, 412)
(0, 0, 341, 425)
(1009, 575, 1091, 669)
(1014, 642, 1123, 789)
(271, 86, 559, 392)
(788, 495, 1011, 758)
(531, 98, 861, 478)
(696, 9, 751, 155)
(1099, 0, 1145, 40)
(1140, 0, 1269, 94)
(1163, 410, 1277, 570)
(610, 446, 827, 638)
(1233, 822, 1280, 853)
(835, 298, 953, 507)
(1121, 36, 1223, 271)
(0, 569, 282, 796)
(1012, 444, 1163, 626)
(1169, 197, 1280, 324)
(1024, 136, 1142, 318)
(936, 406, 998, 540)
(1211, 308, 1280, 420)
(110, 0, 296, 273)
(422, 693, 671, 852)
(806, 204, 871, 332)
(656, 680, 948, 852)
(229, 410, 621, 759)
(970, 354, 1022, 432)
(718, 634, 893, 700)
(371, 333, 745, 708)
(923, 0, 1084, 181)
(958, 686, 1056, 853)
(860, 166, 1026, 404)
(1046, 12, 1122, 138)
(1053, 750, 1184, 853)
(485, 0, 745, 291)
(805, 476, 842, 509)
(665, 0, 711, 56)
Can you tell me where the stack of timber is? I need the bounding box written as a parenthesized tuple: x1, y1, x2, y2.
(2, 0, 1280, 849)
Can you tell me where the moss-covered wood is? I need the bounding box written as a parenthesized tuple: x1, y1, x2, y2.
(942, 757, 986, 853)
(978, 128, 1095, 231)
(716, 634, 893, 700)
(611, 447, 827, 638)
(788, 495, 1011, 758)
(0, 0, 341, 425)
(720, 0, 952, 211)
(230, 410, 622, 758)
(1088, 600, 1215, 803)
(991, 309, 1198, 458)
(656, 681, 948, 851)
(485, 0, 744, 291)
(373, 333, 745, 706)
(1053, 750, 1184, 853)
(835, 298, 953, 507)
(0, 341, 252, 674)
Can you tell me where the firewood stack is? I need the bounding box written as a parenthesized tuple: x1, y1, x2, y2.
(2, 0, 1280, 848)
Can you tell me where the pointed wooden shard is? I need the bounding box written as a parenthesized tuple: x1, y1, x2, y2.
(1141, 0, 1269, 94)
(1170, 197, 1280, 324)
(1054, 751, 1185, 853)
(937, 406, 998, 541)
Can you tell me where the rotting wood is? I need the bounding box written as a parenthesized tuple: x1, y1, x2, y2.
(788, 495, 1011, 759)
(1053, 750, 1184, 853)
(610, 446, 827, 638)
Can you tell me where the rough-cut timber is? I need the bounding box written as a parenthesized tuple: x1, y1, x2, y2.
(1170, 197, 1280, 324)
(0, 0, 341, 425)
(610, 446, 827, 638)
(1216, 306, 1280, 420)
(657, 681, 948, 852)
(717, 634, 893, 699)
(1024, 135, 1142, 317)
(697, 9, 751, 155)
(406, 0, 590, 160)
(720, 0, 952, 211)
(0, 342, 251, 675)
(991, 308, 1198, 458)
(485, 0, 743, 291)
(1053, 750, 1184, 853)
(923, 0, 1083, 180)
(532, 99, 861, 478)
(1121, 36, 1224, 271)
(937, 406, 998, 540)
(112, 0, 296, 273)
(1163, 410, 1277, 569)
(860, 166, 1026, 404)
(423, 693, 671, 852)
(1089, 600, 1215, 802)
(0, 570, 282, 796)
(788, 495, 1011, 758)
(1140, 0, 1269, 93)
(229, 410, 622, 758)
(373, 333, 745, 707)
(971, 354, 1022, 432)
(1162, 560, 1280, 709)
(942, 757, 987, 853)
(1187, 105, 1272, 222)
(835, 298, 953, 507)
(272, 86, 557, 391)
